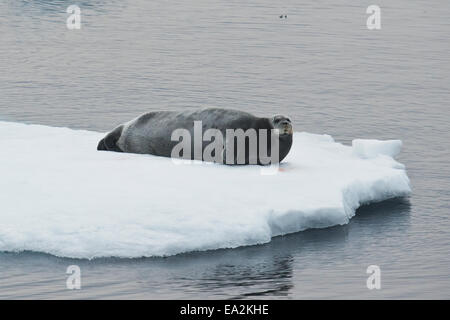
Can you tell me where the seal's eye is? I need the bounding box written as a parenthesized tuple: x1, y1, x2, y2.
(274, 118, 281, 123)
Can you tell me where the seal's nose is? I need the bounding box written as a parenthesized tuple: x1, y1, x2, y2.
(280, 121, 292, 135)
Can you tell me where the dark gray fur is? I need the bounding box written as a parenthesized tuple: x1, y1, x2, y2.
(97, 108, 293, 165)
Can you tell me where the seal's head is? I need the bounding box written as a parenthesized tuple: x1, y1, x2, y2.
(271, 115, 293, 136)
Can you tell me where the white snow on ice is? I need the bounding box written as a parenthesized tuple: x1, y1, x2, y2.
(0, 121, 411, 259)
(352, 139, 403, 159)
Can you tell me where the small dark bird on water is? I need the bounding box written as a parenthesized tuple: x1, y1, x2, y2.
(279, 14, 288, 19)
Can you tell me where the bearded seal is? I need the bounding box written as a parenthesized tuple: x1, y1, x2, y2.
(97, 108, 293, 165)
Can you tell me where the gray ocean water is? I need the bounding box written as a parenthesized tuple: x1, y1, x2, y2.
(0, 0, 449, 299)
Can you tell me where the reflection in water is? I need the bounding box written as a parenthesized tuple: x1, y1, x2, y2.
(354, 197, 411, 223)
(174, 248, 295, 299)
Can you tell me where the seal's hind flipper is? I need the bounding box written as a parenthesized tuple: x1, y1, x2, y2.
(97, 125, 124, 152)
(97, 138, 107, 151)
